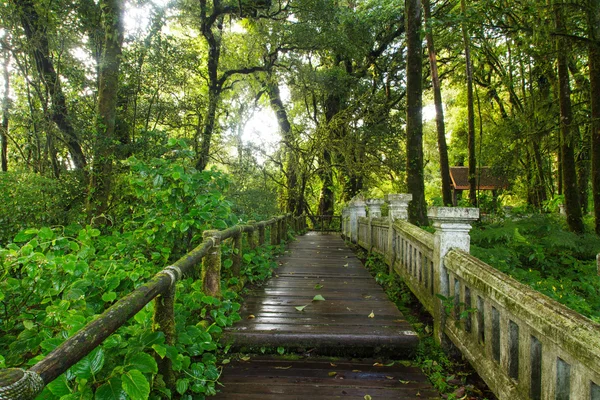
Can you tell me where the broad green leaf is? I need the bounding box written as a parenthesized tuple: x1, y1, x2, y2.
(38, 227, 54, 240)
(23, 320, 34, 330)
(126, 353, 158, 374)
(122, 369, 150, 400)
(47, 375, 71, 397)
(102, 292, 117, 302)
(72, 347, 104, 379)
(95, 377, 126, 400)
(312, 295, 325, 301)
(295, 305, 307, 312)
(152, 344, 167, 359)
(176, 378, 189, 395)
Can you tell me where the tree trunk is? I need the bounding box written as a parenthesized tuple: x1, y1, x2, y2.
(1, 39, 9, 172)
(555, 1, 584, 233)
(88, 0, 124, 216)
(267, 82, 301, 215)
(16, 0, 87, 171)
(590, 0, 600, 234)
(423, 0, 452, 206)
(460, 0, 477, 206)
(405, 0, 427, 225)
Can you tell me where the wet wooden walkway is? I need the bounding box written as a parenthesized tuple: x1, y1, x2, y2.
(216, 233, 436, 399)
(225, 233, 418, 354)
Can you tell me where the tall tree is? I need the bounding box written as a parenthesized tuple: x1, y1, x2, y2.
(554, 0, 583, 233)
(87, 0, 124, 215)
(423, 0, 452, 206)
(14, 0, 87, 171)
(1, 37, 9, 172)
(460, 0, 477, 206)
(405, 0, 427, 224)
(590, 0, 600, 234)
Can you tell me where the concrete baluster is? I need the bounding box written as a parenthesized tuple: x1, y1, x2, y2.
(347, 197, 366, 244)
(385, 194, 412, 270)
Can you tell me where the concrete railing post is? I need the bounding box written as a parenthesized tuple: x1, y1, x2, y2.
(428, 207, 479, 346)
(385, 193, 412, 221)
(366, 199, 384, 250)
(385, 194, 412, 270)
(348, 197, 366, 244)
(202, 230, 222, 298)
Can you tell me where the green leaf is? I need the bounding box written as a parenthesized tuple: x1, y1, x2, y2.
(122, 369, 150, 400)
(312, 295, 325, 301)
(277, 346, 285, 355)
(314, 284, 323, 289)
(176, 378, 189, 395)
(72, 347, 104, 379)
(95, 377, 126, 400)
(126, 353, 158, 374)
(47, 375, 71, 397)
(152, 344, 167, 359)
(295, 305, 307, 312)
(102, 292, 117, 302)
(23, 320, 34, 330)
(38, 227, 54, 240)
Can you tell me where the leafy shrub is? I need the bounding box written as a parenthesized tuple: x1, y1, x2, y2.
(471, 214, 600, 321)
(0, 172, 85, 245)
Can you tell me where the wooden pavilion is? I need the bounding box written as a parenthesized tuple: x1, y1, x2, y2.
(449, 166, 509, 206)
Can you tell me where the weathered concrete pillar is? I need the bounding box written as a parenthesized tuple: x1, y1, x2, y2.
(366, 199, 384, 250)
(428, 207, 479, 345)
(202, 230, 222, 298)
(385, 193, 412, 221)
(348, 197, 366, 244)
(386, 194, 412, 270)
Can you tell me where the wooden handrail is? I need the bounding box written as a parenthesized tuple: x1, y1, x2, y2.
(0, 213, 306, 399)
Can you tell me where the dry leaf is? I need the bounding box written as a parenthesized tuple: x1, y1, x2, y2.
(399, 380, 410, 384)
(385, 376, 394, 380)
(274, 366, 292, 370)
(373, 363, 384, 367)
(330, 362, 337, 367)
(328, 371, 337, 377)
(343, 263, 349, 267)
(247, 314, 255, 319)
(346, 307, 353, 311)
(368, 311, 375, 318)
(363, 295, 372, 299)
(352, 369, 361, 372)
(364, 395, 372, 400)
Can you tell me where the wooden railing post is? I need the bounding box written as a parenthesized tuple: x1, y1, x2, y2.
(258, 222, 265, 245)
(202, 230, 222, 298)
(232, 229, 242, 277)
(271, 220, 279, 246)
(153, 283, 176, 389)
(247, 221, 256, 250)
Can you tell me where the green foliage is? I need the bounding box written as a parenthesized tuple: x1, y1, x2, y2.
(0, 172, 85, 245)
(0, 151, 286, 398)
(471, 214, 600, 322)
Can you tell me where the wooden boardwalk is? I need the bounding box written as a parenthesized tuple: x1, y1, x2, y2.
(216, 233, 436, 399)
(225, 233, 418, 354)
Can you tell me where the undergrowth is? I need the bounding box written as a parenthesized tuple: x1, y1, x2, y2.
(360, 250, 494, 400)
(0, 142, 287, 399)
(470, 213, 600, 322)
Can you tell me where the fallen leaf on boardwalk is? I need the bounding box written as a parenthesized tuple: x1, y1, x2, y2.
(275, 275, 279, 277)
(362, 295, 372, 299)
(221, 359, 230, 365)
(346, 307, 353, 311)
(344, 281, 348, 284)
(385, 376, 394, 380)
(274, 366, 292, 370)
(240, 356, 251, 362)
(314, 284, 323, 289)
(313, 295, 326, 301)
(373, 363, 384, 367)
(364, 395, 372, 400)
(345, 255, 349, 258)
(352, 370, 361, 373)
(368, 311, 375, 318)
(399, 380, 410, 384)
(295, 305, 307, 312)
(330, 363, 337, 367)
(328, 371, 337, 377)
(416, 391, 421, 396)
(247, 314, 255, 319)
(343, 263, 349, 267)
(384, 361, 395, 366)
(393, 319, 404, 323)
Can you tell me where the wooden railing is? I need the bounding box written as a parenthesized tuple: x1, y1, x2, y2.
(0, 214, 307, 399)
(343, 196, 600, 400)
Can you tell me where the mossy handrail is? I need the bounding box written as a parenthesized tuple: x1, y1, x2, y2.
(0, 214, 307, 399)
